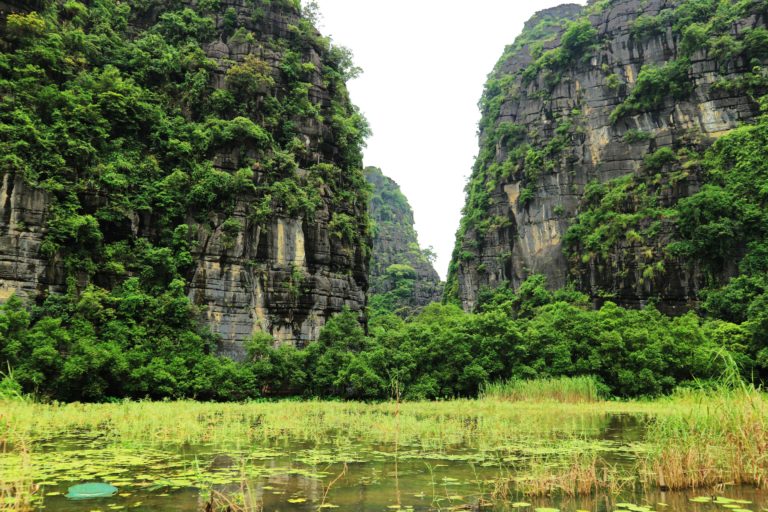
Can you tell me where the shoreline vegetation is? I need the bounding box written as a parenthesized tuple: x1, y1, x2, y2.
(1, 376, 766, 511)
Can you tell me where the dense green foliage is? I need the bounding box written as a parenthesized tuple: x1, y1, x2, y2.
(0, 0, 371, 401)
(3, 273, 756, 401)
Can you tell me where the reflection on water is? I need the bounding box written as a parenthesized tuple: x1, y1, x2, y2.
(6, 413, 767, 511)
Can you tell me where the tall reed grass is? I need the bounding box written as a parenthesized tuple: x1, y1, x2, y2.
(481, 376, 605, 403)
(492, 451, 631, 498)
(0, 440, 37, 512)
(640, 381, 768, 490)
(0, 397, 657, 451)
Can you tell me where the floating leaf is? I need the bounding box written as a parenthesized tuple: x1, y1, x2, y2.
(287, 498, 306, 504)
(66, 483, 118, 500)
(691, 497, 713, 503)
(513, 504, 532, 508)
(535, 508, 560, 512)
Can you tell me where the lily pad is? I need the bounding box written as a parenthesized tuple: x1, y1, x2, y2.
(512, 504, 532, 508)
(65, 483, 119, 500)
(535, 508, 560, 512)
(691, 497, 713, 503)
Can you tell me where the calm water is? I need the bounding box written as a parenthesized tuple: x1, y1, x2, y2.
(6, 413, 768, 511)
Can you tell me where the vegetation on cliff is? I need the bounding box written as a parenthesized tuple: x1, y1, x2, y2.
(0, 0, 370, 398)
(447, 0, 768, 307)
(365, 166, 442, 318)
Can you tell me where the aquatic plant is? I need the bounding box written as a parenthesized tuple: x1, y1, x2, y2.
(0, 441, 38, 512)
(481, 376, 606, 403)
(0, 398, 660, 450)
(640, 382, 768, 489)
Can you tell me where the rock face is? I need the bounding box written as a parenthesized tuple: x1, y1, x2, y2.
(366, 167, 442, 315)
(448, 0, 768, 312)
(0, 0, 369, 356)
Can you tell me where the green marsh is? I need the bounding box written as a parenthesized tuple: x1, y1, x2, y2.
(2, 391, 766, 511)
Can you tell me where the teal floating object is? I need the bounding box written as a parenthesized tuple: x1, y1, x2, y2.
(65, 482, 118, 500)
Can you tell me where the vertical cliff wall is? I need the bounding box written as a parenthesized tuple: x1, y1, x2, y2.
(366, 167, 442, 315)
(448, 0, 768, 312)
(0, 0, 370, 356)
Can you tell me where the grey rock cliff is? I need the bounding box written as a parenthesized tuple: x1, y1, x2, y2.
(0, 0, 369, 357)
(449, 0, 767, 312)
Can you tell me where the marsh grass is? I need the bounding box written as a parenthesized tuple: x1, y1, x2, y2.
(481, 376, 605, 403)
(3, 387, 766, 509)
(204, 485, 262, 512)
(492, 451, 632, 498)
(0, 441, 38, 512)
(640, 381, 768, 490)
(0, 398, 660, 450)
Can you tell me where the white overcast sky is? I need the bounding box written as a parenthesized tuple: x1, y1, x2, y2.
(310, 1, 588, 279)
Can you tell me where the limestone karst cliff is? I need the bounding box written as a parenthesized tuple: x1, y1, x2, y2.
(0, 0, 370, 356)
(447, 0, 768, 313)
(365, 167, 442, 316)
